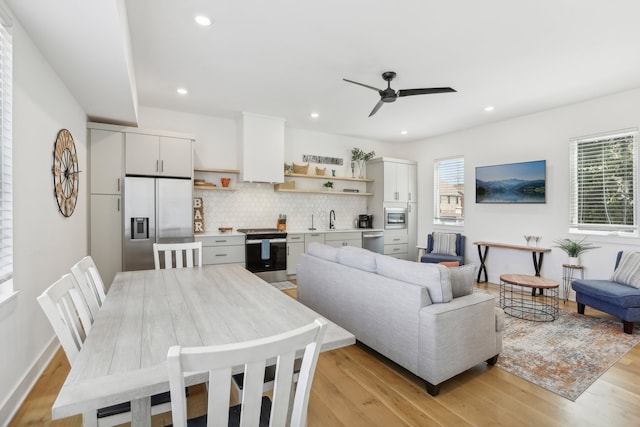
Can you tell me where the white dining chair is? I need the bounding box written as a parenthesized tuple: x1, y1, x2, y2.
(71, 256, 107, 321)
(153, 241, 203, 269)
(37, 274, 93, 364)
(38, 274, 172, 426)
(167, 318, 328, 427)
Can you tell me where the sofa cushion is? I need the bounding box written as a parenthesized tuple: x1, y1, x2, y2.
(337, 246, 377, 272)
(610, 251, 640, 288)
(432, 232, 457, 256)
(307, 242, 339, 262)
(572, 279, 640, 308)
(376, 254, 453, 303)
(449, 264, 477, 298)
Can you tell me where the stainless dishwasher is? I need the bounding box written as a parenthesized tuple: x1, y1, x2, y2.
(362, 231, 384, 254)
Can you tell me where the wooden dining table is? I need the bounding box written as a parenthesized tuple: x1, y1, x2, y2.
(52, 264, 355, 427)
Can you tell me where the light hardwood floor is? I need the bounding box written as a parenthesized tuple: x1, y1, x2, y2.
(10, 283, 640, 426)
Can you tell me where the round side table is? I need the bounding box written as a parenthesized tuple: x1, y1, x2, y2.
(562, 264, 584, 303)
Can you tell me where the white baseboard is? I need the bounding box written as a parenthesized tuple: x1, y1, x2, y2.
(0, 338, 59, 427)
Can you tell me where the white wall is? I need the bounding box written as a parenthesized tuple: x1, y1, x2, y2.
(396, 87, 640, 288)
(0, 16, 88, 422)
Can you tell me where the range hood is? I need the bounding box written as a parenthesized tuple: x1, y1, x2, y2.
(240, 112, 285, 183)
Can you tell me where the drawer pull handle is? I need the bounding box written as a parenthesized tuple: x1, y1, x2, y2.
(215, 240, 227, 243)
(215, 254, 227, 257)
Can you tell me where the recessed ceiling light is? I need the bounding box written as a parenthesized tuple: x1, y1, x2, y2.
(177, 88, 188, 95)
(195, 15, 212, 26)
(310, 112, 319, 119)
(484, 106, 495, 112)
(401, 130, 408, 135)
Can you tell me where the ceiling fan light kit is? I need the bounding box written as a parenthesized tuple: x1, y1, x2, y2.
(343, 71, 456, 117)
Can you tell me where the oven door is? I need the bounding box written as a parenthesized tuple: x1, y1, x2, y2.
(384, 207, 407, 229)
(245, 238, 287, 273)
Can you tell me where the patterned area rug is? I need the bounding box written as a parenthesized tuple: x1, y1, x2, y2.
(496, 308, 640, 401)
(270, 280, 297, 291)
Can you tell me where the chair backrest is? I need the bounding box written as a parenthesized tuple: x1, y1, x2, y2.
(153, 241, 202, 269)
(37, 274, 92, 365)
(167, 318, 328, 427)
(71, 256, 107, 320)
(427, 232, 465, 257)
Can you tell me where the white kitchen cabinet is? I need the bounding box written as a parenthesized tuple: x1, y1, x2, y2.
(383, 228, 408, 259)
(125, 132, 193, 178)
(90, 194, 121, 289)
(286, 233, 305, 275)
(368, 158, 417, 203)
(325, 231, 362, 248)
(197, 235, 246, 265)
(305, 232, 325, 252)
(90, 129, 123, 195)
(407, 202, 418, 261)
(240, 112, 285, 183)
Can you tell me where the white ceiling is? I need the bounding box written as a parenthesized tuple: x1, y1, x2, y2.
(7, 0, 640, 142)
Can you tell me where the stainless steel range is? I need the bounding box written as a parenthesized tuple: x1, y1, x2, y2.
(237, 228, 287, 282)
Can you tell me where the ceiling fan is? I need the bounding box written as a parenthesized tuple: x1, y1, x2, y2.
(343, 71, 456, 117)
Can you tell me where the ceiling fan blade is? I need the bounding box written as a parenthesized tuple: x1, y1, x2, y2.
(368, 99, 385, 117)
(398, 87, 457, 97)
(343, 78, 382, 92)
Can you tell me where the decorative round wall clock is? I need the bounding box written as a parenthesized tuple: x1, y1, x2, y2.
(51, 129, 79, 217)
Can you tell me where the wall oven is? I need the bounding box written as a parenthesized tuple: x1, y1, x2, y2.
(237, 228, 287, 282)
(384, 207, 408, 229)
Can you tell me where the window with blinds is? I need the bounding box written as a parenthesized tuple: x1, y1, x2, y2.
(434, 156, 464, 225)
(569, 129, 638, 235)
(0, 14, 11, 298)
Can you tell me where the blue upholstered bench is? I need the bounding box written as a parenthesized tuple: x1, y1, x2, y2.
(572, 251, 640, 334)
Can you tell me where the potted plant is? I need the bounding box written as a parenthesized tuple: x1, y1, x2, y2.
(351, 148, 376, 178)
(553, 237, 599, 265)
(323, 181, 334, 191)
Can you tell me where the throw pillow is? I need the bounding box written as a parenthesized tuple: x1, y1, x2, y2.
(375, 255, 453, 303)
(431, 232, 458, 256)
(449, 264, 477, 298)
(439, 261, 460, 267)
(307, 242, 339, 262)
(611, 251, 640, 288)
(337, 246, 377, 273)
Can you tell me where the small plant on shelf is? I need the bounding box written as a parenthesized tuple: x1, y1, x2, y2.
(323, 181, 334, 190)
(351, 147, 376, 162)
(284, 163, 293, 174)
(553, 237, 599, 264)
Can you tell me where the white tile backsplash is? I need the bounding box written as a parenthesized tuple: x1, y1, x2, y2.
(196, 182, 368, 231)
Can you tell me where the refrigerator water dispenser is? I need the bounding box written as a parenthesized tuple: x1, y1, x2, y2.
(131, 217, 149, 239)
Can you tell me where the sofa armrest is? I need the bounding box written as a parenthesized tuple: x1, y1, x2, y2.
(418, 292, 502, 385)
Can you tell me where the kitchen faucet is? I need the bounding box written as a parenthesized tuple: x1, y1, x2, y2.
(329, 210, 336, 229)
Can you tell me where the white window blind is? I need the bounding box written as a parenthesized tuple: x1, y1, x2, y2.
(0, 16, 11, 290)
(434, 156, 464, 225)
(569, 129, 638, 235)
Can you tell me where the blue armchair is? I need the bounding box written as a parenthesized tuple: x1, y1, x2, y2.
(572, 251, 640, 334)
(420, 233, 465, 265)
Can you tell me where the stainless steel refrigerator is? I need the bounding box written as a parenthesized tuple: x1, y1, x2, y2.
(123, 177, 193, 271)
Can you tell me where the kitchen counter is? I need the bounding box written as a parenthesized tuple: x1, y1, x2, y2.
(195, 230, 246, 237)
(286, 228, 383, 234)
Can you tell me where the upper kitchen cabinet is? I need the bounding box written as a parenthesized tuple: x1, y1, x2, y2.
(89, 127, 123, 194)
(240, 112, 285, 183)
(125, 132, 193, 178)
(367, 158, 417, 203)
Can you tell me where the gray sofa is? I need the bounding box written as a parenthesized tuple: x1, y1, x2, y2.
(297, 243, 504, 396)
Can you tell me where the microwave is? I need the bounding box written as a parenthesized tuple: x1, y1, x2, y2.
(384, 207, 407, 229)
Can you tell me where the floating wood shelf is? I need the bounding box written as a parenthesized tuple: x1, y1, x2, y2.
(284, 173, 373, 182)
(274, 188, 373, 196)
(194, 186, 238, 191)
(194, 168, 241, 174)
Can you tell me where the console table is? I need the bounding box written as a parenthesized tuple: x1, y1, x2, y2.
(473, 241, 552, 284)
